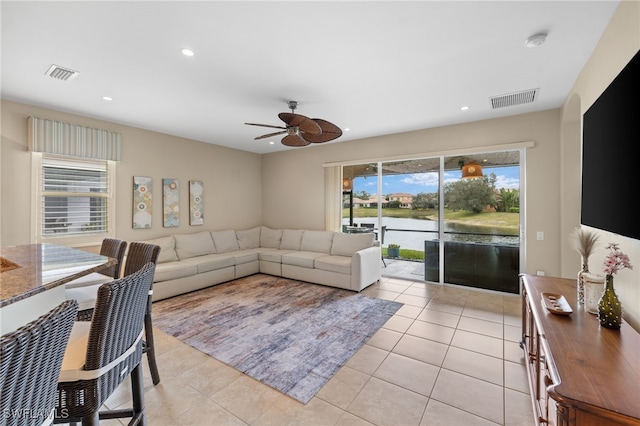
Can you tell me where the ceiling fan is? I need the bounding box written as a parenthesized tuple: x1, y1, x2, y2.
(245, 100, 342, 147)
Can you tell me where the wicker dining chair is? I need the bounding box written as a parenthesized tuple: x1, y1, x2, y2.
(0, 300, 78, 426)
(122, 242, 162, 386)
(65, 238, 127, 321)
(55, 262, 155, 426)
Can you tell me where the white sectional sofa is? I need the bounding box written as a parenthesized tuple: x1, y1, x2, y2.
(142, 226, 381, 302)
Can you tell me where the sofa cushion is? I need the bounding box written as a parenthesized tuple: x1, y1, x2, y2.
(300, 230, 334, 254)
(231, 249, 260, 265)
(315, 255, 352, 275)
(282, 251, 328, 268)
(236, 226, 261, 250)
(182, 253, 236, 274)
(211, 230, 240, 253)
(154, 261, 198, 282)
(280, 229, 304, 250)
(259, 249, 292, 263)
(260, 227, 283, 249)
(174, 231, 215, 259)
(331, 232, 375, 257)
(144, 235, 178, 263)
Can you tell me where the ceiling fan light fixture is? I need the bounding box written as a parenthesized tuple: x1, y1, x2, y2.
(246, 100, 341, 147)
(461, 161, 483, 178)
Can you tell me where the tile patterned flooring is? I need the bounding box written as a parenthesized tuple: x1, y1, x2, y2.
(101, 276, 535, 425)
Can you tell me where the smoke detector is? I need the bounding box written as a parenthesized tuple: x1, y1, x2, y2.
(45, 64, 80, 81)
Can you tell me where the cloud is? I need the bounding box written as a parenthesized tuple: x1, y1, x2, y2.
(401, 173, 439, 187)
(494, 175, 519, 189)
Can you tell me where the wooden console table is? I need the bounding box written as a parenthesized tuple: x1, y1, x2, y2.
(520, 274, 640, 426)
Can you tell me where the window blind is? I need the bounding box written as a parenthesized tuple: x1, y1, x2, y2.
(41, 157, 110, 237)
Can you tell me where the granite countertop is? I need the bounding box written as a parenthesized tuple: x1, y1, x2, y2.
(0, 243, 116, 308)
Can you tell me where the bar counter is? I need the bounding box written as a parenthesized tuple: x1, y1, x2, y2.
(1, 243, 115, 333)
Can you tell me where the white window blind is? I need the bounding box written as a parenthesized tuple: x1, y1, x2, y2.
(41, 156, 110, 237)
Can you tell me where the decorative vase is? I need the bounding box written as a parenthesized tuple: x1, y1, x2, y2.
(576, 259, 589, 305)
(598, 274, 623, 330)
(583, 273, 605, 314)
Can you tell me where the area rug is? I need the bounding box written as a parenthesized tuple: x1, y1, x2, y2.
(152, 274, 402, 403)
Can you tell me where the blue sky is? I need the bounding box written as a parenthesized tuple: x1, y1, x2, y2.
(353, 166, 520, 195)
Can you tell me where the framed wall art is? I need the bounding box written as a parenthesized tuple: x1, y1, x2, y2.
(163, 178, 180, 227)
(189, 180, 204, 226)
(133, 176, 152, 229)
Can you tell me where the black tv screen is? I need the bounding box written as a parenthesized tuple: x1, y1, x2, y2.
(581, 49, 639, 240)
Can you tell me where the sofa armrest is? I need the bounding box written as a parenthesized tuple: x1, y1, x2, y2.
(351, 245, 381, 291)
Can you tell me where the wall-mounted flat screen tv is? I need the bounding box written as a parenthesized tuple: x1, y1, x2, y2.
(581, 49, 639, 240)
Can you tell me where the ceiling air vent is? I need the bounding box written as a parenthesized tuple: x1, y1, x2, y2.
(45, 64, 80, 81)
(490, 88, 538, 109)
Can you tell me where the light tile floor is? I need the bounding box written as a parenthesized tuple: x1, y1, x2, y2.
(100, 276, 535, 425)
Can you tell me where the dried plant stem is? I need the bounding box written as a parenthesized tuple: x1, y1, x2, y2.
(570, 227, 599, 262)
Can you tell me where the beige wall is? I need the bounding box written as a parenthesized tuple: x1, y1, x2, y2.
(559, 0, 640, 330)
(1, 100, 263, 247)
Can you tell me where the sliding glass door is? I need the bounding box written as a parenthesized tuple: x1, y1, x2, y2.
(342, 150, 521, 293)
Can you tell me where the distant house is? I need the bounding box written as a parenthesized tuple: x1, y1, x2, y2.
(345, 195, 389, 209)
(387, 193, 414, 208)
(351, 197, 370, 208)
(366, 195, 389, 208)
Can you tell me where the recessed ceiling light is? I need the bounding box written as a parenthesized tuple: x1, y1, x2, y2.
(344, 128, 350, 132)
(461, 105, 469, 111)
(181, 48, 194, 57)
(102, 96, 113, 101)
(525, 32, 548, 48)
(269, 141, 275, 145)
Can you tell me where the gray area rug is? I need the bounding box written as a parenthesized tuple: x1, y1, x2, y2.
(152, 274, 402, 403)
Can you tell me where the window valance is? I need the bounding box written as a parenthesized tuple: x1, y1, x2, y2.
(28, 116, 122, 161)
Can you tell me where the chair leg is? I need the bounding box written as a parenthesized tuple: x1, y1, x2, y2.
(143, 309, 161, 385)
(130, 364, 146, 426)
(382, 255, 387, 267)
(82, 411, 100, 426)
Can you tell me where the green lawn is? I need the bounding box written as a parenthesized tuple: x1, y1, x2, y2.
(344, 207, 519, 230)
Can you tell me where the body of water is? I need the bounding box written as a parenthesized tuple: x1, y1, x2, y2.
(343, 217, 519, 251)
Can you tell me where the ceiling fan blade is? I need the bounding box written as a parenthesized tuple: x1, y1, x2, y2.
(245, 122, 287, 130)
(282, 134, 310, 147)
(278, 113, 322, 135)
(302, 119, 343, 143)
(254, 130, 286, 140)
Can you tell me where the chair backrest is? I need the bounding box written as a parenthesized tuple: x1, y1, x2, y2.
(100, 238, 127, 279)
(123, 242, 160, 277)
(361, 223, 375, 229)
(84, 262, 155, 377)
(0, 300, 78, 426)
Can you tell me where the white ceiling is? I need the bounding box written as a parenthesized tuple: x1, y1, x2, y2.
(1, 1, 620, 154)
